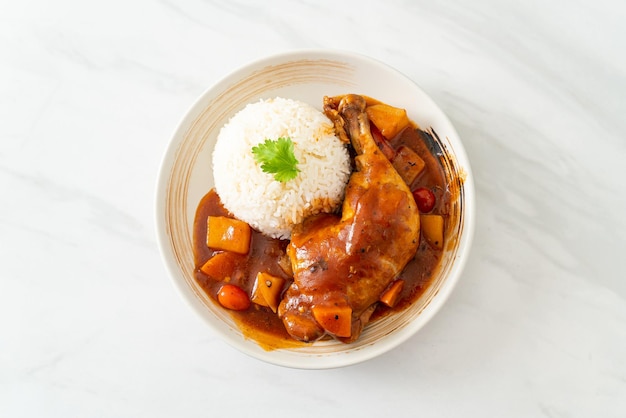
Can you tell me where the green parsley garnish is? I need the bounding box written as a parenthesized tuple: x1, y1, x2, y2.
(251, 137, 300, 182)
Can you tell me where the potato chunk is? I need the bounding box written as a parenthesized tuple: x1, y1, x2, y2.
(206, 216, 251, 254)
(366, 103, 410, 139)
(420, 214, 444, 249)
(277, 252, 293, 277)
(251, 272, 286, 313)
(392, 146, 425, 185)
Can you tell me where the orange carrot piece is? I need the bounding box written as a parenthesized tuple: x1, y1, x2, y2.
(199, 251, 243, 280)
(312, 304, 352, 338)
(380, 279, 405, 308)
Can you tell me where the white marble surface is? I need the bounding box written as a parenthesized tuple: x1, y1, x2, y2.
(2, 0, 625, 416)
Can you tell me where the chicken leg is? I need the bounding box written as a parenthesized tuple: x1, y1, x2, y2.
(278, 94, 420, 343)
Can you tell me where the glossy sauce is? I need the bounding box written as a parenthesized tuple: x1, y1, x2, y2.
(193, 126, 448, 344)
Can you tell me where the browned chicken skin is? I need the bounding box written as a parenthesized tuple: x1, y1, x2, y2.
(277, 94, 421, 343)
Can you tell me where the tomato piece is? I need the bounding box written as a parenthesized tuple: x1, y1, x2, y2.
(412, 187, 435, 213)
(217, 284, 251, 311)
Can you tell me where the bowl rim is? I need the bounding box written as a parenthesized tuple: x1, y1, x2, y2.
(155, 48, 475, 369)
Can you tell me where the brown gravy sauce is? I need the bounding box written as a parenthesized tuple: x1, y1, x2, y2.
(193, 126, 449, 347)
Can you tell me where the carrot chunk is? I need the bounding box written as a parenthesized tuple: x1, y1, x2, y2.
(199, 251, 244, 280)
(206, 216, 251, 254)
(380, 279, 405, 308)
(312, 304, 352, 338)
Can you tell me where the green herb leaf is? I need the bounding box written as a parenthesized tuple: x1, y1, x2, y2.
(251, 137, 300, 182)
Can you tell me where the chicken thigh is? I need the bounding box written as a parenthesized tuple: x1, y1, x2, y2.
(277, 94, 420, 343)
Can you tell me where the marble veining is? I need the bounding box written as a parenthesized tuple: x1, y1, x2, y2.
(1, 0, 625, 416)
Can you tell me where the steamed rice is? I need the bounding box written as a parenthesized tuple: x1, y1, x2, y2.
(212, 97, 351, 239)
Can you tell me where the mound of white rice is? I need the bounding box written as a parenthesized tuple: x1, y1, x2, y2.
(212, 97, 351, 239)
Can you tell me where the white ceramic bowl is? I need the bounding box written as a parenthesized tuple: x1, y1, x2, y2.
(155, 50, 475, 369)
